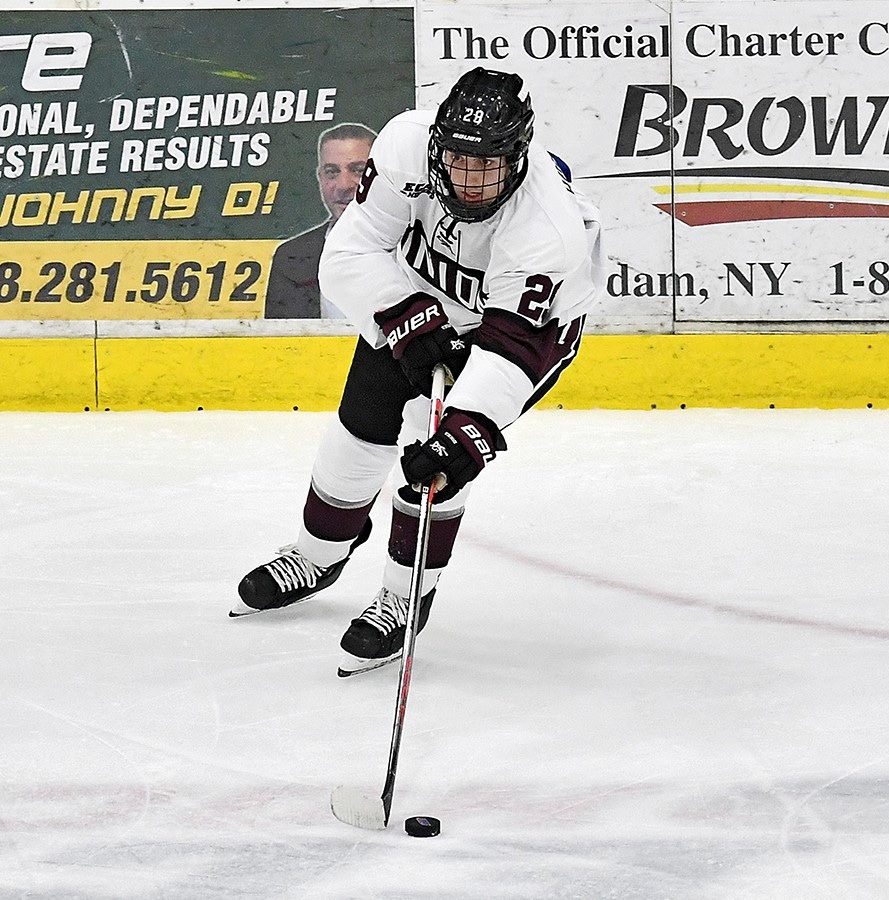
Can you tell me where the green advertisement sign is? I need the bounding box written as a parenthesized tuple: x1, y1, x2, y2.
(0, 8, 415, 319)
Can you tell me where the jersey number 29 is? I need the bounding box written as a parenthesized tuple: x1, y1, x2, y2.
(517, 274, 563, 324)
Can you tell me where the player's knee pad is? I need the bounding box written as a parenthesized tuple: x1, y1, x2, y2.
(311, 416, 398, 504)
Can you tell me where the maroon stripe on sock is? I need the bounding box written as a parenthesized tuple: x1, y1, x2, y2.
(303, 487, 373, 542)
(389, 506, 463, 569)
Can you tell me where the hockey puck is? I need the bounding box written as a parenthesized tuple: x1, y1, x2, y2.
(404, 815, 441, 837)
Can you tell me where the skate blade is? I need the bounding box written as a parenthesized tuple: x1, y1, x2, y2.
(330, 786, 387, 829)
(229, 599, 262, 617)
(228, 593, 316, 618)
(337, 650, 400, 678)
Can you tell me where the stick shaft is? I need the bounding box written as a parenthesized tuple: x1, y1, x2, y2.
(380, 364, 446, 823)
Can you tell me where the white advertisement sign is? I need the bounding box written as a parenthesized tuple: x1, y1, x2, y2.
(417, 0, 674, 333)
(673, 0, 889, 326)
(417, 0, 889, 332)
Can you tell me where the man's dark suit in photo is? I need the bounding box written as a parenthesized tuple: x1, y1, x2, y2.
(264, 221, 329, 318)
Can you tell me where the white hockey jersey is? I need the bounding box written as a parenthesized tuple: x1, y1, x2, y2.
(318, 109, 605, 428)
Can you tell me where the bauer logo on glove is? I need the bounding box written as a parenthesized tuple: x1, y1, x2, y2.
(457, 422, 494, 463)
(401, 408, 506, 502)
(383, 302, 444, 353)
(374, 293, 472, 396)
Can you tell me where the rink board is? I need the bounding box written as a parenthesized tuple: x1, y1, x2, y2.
(1, 339, 96, 412)
(1, 334, 887, 411)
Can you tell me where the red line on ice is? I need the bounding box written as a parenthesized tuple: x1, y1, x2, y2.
(470, 532, 889, 642)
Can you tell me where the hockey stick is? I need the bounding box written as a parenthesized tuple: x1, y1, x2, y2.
(331, 363, 447, 830)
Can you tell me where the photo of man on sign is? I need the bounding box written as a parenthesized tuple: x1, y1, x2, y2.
(264, 123, 377, 319)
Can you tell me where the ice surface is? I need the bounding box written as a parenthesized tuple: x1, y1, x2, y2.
(2, 408, 889, 898)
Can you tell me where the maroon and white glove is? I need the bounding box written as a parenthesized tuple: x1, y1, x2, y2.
(374, 292, 470, 396)
(401, 409, 507, 502)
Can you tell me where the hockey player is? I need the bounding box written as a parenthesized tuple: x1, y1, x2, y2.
(232, 67, 605, 675)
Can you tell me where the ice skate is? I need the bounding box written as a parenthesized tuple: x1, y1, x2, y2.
(231, 519, 371, 617)
(337, 586, 435, 676)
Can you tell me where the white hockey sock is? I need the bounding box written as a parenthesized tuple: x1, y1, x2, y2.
(382, 557, 443, 598)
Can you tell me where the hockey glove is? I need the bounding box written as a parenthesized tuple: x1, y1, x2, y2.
(401, 409, 507, 502)
(374, 292, 470, 396)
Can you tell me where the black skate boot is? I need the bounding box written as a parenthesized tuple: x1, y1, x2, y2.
(337, 586, 436, 677)
(231, 519, 372, 617)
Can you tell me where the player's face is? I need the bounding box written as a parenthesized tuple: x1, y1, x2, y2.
(443, 150, 507, 207)
(318, 138, 373, 219)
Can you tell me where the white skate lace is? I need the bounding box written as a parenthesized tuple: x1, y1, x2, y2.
(264, 544, 325, 593)
(358, 588, 409, 635)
